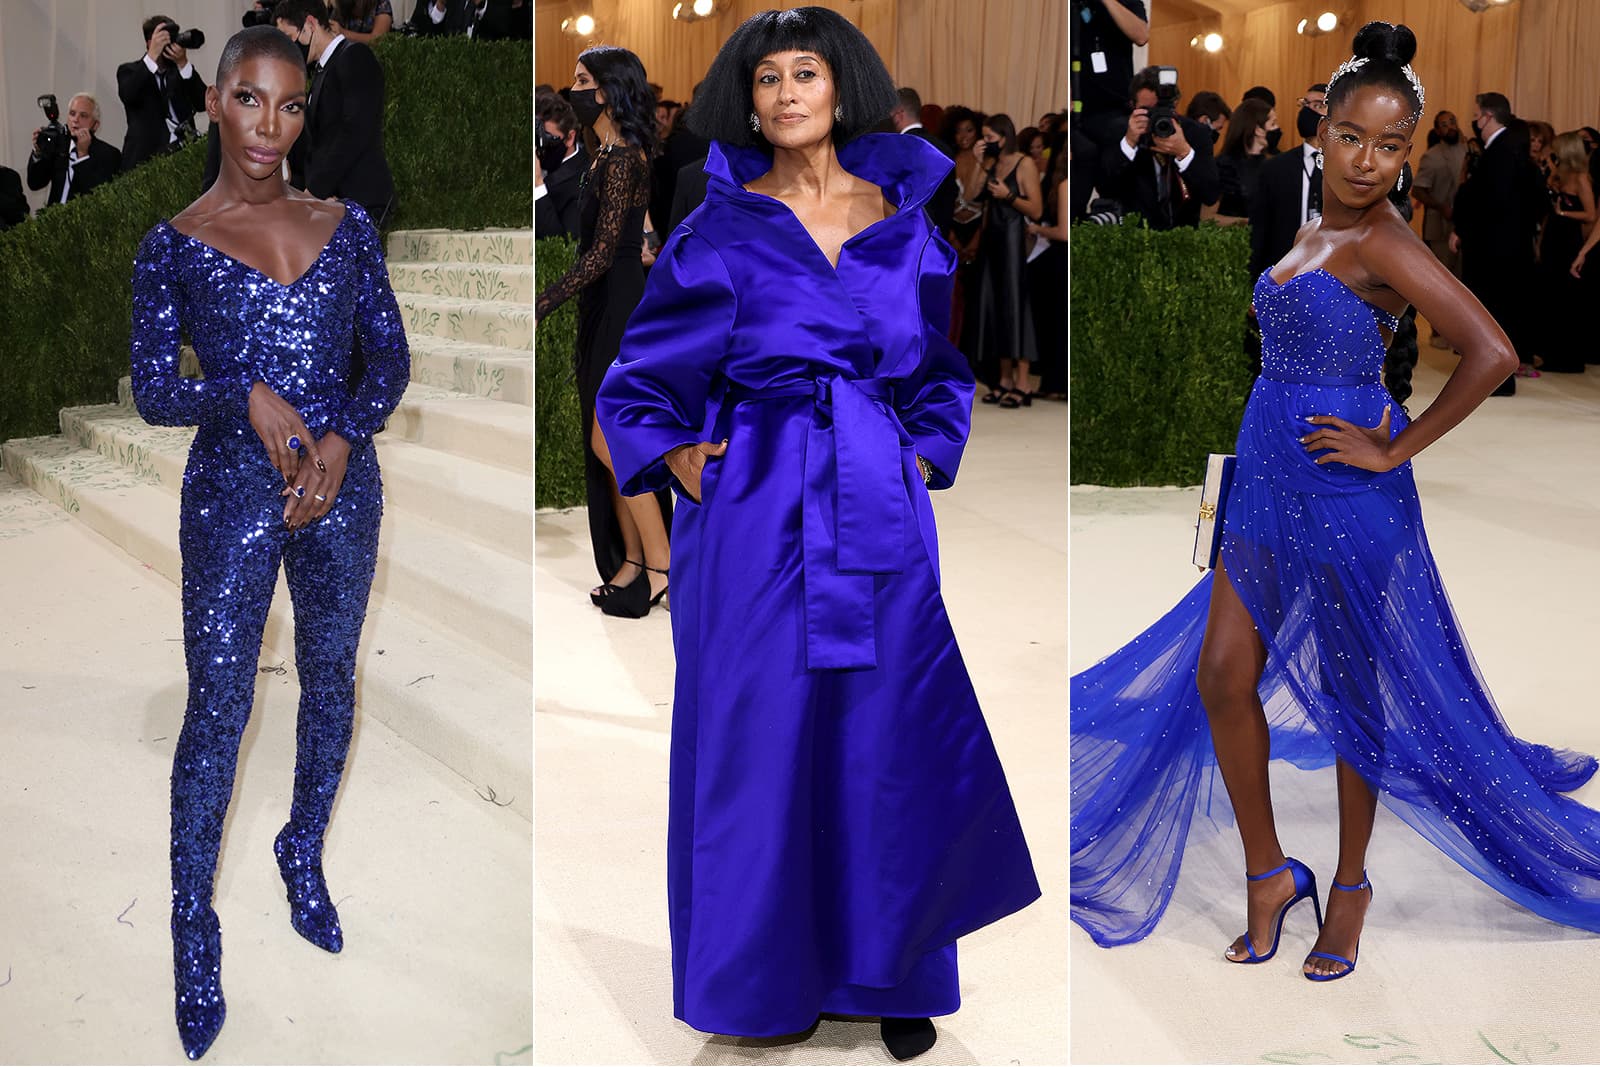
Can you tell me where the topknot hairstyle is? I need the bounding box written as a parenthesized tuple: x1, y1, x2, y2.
(215, 25, 309, 85)
(686, 6, 898, 149)
(1325, 21, 1424, 122)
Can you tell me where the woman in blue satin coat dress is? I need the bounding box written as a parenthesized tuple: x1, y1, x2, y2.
(596, 8, 1039, 1061)
(129, 28, 408, 1059)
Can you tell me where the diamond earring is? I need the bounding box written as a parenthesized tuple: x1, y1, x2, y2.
(1396, 167, 1406, 193)
(834, 104, 843, 122)
(749, 111, 761, 133)
(1314, 149, 1324, 170)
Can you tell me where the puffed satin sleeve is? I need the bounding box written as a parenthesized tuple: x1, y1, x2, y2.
(597, 229, 738, 498)
(892, 232, 973, 489)
(129, 225, 256, 428)
(328, 202, 410, 447)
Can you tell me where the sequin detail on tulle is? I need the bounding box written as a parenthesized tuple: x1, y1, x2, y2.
(132, 201, 407, 1057)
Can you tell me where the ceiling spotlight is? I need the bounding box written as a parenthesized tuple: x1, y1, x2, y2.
(672, 2, 682, 15)
(574, 13, 595, 34)
(1297, 18, 1309, 34)
(693, 0, 715, 15)
(1203, 32, 1223, 53)
(1317, 11, 1338, 31)
(1190, 34, 1200, 47)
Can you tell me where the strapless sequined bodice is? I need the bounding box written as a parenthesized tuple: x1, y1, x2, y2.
(1254, 268, 1399, 386)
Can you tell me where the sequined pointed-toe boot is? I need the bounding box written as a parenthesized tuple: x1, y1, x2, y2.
(273, 824, 344, 953)
(172, 895, 227, 1060)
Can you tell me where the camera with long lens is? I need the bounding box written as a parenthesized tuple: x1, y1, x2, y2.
(1138, 67, 1182, 149)
(155, 20, 206, 54)
(242, 0, 280, 28)
(35, 95, 70, 162)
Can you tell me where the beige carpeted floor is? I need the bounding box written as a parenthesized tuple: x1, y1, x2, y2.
(534, 399, 1069, 1065)
(0, 477, 533, 1065)
(1070, 347, 1600, 1064)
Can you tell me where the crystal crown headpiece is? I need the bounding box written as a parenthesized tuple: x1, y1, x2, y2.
(1326, 54, 1426, 116)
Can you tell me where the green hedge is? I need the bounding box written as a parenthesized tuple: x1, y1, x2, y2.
(0, 35, 531, 446)
(1069, 217, 1256, 486)
(534, 237, 584, 510)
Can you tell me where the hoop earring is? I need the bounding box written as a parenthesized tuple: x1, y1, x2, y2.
(749, 111, 761, 133)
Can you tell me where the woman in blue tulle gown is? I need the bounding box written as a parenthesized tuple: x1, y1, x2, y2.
(596, 8, 1039, 1060)
(1073, 21, 1600, 982)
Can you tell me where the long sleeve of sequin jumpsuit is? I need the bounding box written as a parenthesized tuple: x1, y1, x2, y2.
(129, 200, 409, 1057)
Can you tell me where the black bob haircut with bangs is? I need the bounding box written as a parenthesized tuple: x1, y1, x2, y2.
(686, 6, 898, 149)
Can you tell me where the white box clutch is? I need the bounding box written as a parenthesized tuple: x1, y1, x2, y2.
(1192, 453, 1237, 571)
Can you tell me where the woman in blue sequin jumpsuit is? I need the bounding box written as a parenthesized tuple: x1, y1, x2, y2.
(1074, 22, 1600, 982)
(128, 27, 408, 1059)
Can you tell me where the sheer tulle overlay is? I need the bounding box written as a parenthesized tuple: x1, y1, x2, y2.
(1071, 268, 1600, 948)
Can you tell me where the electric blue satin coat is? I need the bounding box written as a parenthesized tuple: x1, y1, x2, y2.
(596, 133, 1040, 1036)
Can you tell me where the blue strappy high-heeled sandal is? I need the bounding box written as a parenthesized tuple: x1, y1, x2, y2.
(1304, 871, 1372, 982)
(1225, 856, 1322, 964)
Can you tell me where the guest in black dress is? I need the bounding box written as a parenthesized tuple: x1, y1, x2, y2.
(1208, 97, 1276, 226)
(1539, 131, 1596, 373)
(535, 45, 671, 617)
(1028, 133, 1068, 398)
(971, 113, 1043, 408)
(943, 106, 986, 349)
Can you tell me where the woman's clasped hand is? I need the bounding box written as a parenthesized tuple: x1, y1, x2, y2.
(246, 380, 348, 529)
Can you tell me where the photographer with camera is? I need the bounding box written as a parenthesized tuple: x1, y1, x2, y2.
(1097, 66, 1220, 230)
(28, 93, 122, 206)
(118, 15, 208, 172)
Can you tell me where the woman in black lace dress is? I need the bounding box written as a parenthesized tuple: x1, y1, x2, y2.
(1538, 131, 1596, 373)
(535, 45, 669, 617)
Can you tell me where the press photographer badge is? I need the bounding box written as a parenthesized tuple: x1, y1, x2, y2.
(1091, 51, 1108, 73)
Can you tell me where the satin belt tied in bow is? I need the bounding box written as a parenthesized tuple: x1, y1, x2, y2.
(727, 375, 910, 671)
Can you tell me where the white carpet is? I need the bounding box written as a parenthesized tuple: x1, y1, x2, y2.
(534, 398, 1070, 1065)
(1069, 348, 1600, 1064)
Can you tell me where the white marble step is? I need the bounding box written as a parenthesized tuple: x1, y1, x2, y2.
(407, 334, 532, 405)
(399, 291, 533, 351)
(55, 405, 530, 668)
(388, 261, 533, 304)
(386, 229, 532, 266)
(0, 434, 531, 818)
(388, 383, 532, 474)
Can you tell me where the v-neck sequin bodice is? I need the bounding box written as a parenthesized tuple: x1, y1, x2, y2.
(129, 200, 409, 456)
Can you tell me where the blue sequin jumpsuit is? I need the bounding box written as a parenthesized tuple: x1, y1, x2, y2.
(129, 200, 409, 1053)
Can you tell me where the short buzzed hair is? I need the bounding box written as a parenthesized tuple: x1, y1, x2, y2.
(896, 86, 923, 115)
(215, 25, 307, 85)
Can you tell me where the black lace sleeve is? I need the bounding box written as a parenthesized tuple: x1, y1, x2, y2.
(535, 147, 649, 320)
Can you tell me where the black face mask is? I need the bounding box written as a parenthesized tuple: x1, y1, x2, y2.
(1207, 125, 1221, 144)
(1442, 129, 1461, 145)
(983, 140, 1001, 159)
(1265, 128, 1282, 152)
(1471, 119, 1483, 139)
(293, 28, 313, 67)
(569, 88, 604, 128)
(537, 131, 567, 176)
(1297, 106, 1321, 140)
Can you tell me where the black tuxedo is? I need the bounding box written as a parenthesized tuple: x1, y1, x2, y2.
(1454, 126, 1548, 393)
(668, 157, 710, 233)
(1097, 114, 1220, 230)
(0, 167, 28, 229)
(408, 0, 530, 39)
(117, 57, 206, 171)
(903, 124, 958, 234)
(26, 136, 121, 205)
(651, 127, 710, 244)
(291, 39, 396, 223)
(535, 145, 587, 240)
(1249, 145, 1319, 276)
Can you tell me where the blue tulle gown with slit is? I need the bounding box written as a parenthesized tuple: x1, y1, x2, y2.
(1071, 266, 1600, 948)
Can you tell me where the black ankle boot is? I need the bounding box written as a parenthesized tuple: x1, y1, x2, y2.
(880, 1016, 937, 1060)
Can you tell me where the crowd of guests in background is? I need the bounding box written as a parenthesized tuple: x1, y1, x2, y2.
(535, 75, 1068, 408)
(0, 0, 526, 232)
(1072, 0, 1600, 396)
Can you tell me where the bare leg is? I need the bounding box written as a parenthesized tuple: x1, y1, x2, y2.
(591, 419, 670, 600)
(1196, 560, 1298, 960)
(589, 418, 645, 590)
(1304, 759, 1376, 976)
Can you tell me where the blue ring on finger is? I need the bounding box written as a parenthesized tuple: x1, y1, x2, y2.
(286, 434, 302, 452)
(294, 485, 306, 498)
